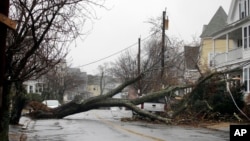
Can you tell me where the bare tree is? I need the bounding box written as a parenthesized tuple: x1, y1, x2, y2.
(97, 63, 111, 95)
(62, 67, 87, 101)
(110, 50, 137, 81)
(0, 0, 107, 139)
(110, 35, 185, 94)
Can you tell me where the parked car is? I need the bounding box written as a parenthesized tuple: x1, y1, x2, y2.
(143, 98, 166, 112)
(42, 100, 61, 108)
(134, 97, 166, 116)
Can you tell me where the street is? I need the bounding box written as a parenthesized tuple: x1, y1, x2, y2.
(23, 109, 229, 141)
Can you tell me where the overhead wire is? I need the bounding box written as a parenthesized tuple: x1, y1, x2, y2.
(76, 32, 157, 68)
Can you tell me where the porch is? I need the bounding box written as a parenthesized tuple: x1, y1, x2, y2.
(214, 47, 243, 67)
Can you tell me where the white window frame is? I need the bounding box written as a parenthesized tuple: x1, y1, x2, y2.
(208, 52, 219, 67)
(240, 0, 250, 19)
(208, 52, 214, 67)
(243, 66, 250, 92)
(242, 25, 250, 49)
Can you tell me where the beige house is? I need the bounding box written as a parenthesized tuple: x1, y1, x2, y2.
(87, 75, 121, 97)
(87, 84, 100, 97)
(204, 0, 250, 96)
(199, 6, 233, 73)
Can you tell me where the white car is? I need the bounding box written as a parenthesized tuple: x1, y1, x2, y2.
(42, 100, 61, 108)
(137, 97, 166, 113)
(143, 102, 165, 112)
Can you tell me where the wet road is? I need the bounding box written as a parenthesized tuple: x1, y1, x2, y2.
(25, 109, 229, 141)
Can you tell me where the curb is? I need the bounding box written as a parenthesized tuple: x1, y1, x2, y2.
(21, 118, 31, 130)
(200, 122, 230, 132)
(9, 116, 32, 141)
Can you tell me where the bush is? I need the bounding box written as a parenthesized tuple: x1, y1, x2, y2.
(191, 77, 244, 115)
(26, 93, 42, 102)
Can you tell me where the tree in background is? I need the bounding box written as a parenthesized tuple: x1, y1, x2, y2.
(110, 36, 185, 95)
(0, 0, 107, 139)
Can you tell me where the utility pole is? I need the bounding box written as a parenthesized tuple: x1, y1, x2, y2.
(161, 10, 166, 78)
(161, 9, 169, 80)
(0, 0, 10, 139)
(137, 37, 141, 96)
(138, 37, 143, 109)
(0, 0, 9, 112)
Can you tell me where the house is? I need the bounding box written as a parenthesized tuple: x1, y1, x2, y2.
(87, 75, 121, 96)
(199, 6, 231, 73)
(23, 60, 67, 95)
(23, 79, 45, 94)
(87, 84, 101, 97)
(204, 0, 250, 93)
(184, 46, 200, 83)
(63, 68, 88, 102)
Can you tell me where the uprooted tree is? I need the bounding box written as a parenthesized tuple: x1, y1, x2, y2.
(27, 73, 178, 123)
(26, 68, 250, 124)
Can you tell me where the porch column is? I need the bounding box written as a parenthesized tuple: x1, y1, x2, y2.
(226, 34, 229, 62)
(213, 39, 215, 66)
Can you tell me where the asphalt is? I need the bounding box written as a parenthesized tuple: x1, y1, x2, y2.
(8, 116, 231, 141)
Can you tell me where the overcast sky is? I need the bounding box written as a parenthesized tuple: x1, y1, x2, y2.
(66, 0, 231, 75)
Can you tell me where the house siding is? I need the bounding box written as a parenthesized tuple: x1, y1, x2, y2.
(199, 39, 232, 72)
(87, 85, 100, 96)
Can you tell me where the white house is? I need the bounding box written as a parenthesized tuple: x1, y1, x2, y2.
(23, 60, 67, 95)
(23, 79, 44, 94)
(210, 0, 250, 94)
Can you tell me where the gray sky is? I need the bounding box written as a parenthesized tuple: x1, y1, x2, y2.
(67, 0, 231, 75)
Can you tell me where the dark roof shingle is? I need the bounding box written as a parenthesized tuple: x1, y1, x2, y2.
(200, 6, 228, 38)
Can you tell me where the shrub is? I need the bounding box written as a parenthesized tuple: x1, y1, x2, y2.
(26, 93, 42, 102)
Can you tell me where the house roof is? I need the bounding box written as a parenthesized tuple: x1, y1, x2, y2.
(184, 46, 200, 70)
(200, 6, 228, 38)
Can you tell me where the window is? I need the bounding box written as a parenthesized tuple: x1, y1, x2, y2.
(248, 26, 250, 47)
(244, 27, 247, 48)
(240, 0, 249, 19)
(248, 0, 250, 15)
(208, 52, 215, 67)
(243, 67, 250, 92)
(30, 86, 33, 93)
(238, 39, 243, 47)
(243, 26, 250, 49)
(245, 0, 247, 16)
(240, 3, 242, 19)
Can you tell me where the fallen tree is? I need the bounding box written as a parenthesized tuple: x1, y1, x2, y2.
(25, 68, 250, 123)
(26, 73, 185, 123)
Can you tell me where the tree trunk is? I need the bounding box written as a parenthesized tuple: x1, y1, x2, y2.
(0, 82, 11, 141)
(27, 83, 184, 123)
(10, 81, 27, 125)
(27, 70, 245, 122)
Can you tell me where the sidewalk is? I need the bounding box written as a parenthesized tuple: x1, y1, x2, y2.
(201, 122, 230, 132)
(9, 116, 31, 141)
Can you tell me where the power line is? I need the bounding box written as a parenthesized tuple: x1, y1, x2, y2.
(76, 33, 156, 68)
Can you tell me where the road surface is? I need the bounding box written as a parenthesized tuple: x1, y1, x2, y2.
(24, 109, 229, 141)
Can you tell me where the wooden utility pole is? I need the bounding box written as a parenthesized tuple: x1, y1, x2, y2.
(0, 0, 10, 140)
(137, 37, 141, 96)
(138, 37, 143, 109)
(0, 0, 9, 112)
(161, 10, 166, 78)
